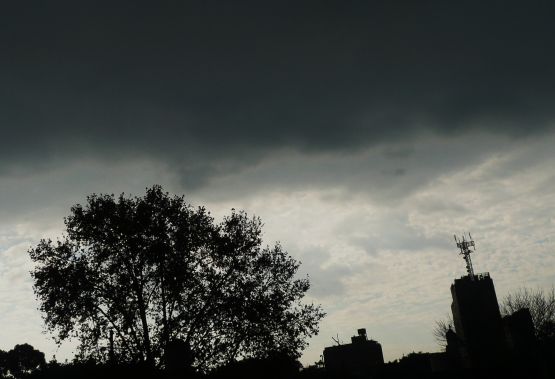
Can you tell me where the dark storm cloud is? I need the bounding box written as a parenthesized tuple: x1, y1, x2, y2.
(2, 1, 555, 185)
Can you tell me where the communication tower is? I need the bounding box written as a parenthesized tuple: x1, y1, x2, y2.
(454, 233, 476, 280)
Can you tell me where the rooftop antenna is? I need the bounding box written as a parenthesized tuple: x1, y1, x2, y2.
(454, 233, 476, 280)
(331, 334, 341, 346)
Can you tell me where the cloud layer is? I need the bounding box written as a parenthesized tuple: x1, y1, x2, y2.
(2, 1, 555, 186)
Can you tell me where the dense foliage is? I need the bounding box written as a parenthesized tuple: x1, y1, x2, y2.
(0, 344, 45, 379)
(29, 186, 324, 370)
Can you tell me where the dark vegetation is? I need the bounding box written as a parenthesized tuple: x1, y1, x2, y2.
(0, 350, 304, 379)
(433, 314, 454, 351)
(499, 287, 555, 344)
(0, 344, 45, 379)
(24, 186, 323, 378)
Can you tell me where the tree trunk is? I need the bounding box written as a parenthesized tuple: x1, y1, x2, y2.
(134, 277, 153, 366)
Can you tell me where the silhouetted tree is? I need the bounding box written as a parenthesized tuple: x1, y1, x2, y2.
(5, 344, 45, 378)
(0, 350, 8, 377)
(500, 287, 555, 342)
(432, 314, 454, 350)
(29, 185, 324, 371)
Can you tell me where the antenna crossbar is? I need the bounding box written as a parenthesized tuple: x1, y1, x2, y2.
(454, 233, 477, 280)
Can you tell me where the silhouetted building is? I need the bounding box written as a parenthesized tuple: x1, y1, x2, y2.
(323, 328, 384, 377)
(450, 272, 507, 368)
(444, 327, 468, 369)
(503, 307, 536, 365)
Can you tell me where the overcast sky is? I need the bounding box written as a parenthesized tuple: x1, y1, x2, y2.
(1, 0, 555, 365)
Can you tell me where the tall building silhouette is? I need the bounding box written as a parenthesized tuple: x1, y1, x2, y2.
(503, 307, 536, 366)
(449, 235, 507, 368)
(451, 273, 507, 368)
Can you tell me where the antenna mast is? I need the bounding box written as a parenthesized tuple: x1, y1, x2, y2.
(454, 233, 476, 280)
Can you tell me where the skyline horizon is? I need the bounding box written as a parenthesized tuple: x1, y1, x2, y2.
(1, 188, 552, 367)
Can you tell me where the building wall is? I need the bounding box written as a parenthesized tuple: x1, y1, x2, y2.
(450, 273, 507, 368)
(323, 335, 384, 377)
(503, 307, 536, 366)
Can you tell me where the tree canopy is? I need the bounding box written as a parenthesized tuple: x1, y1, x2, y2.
(432, 314, 454, 350)
(29, 185, 324, 370)
(500, 287, 555, 342)
(0, 344, 45, 378)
